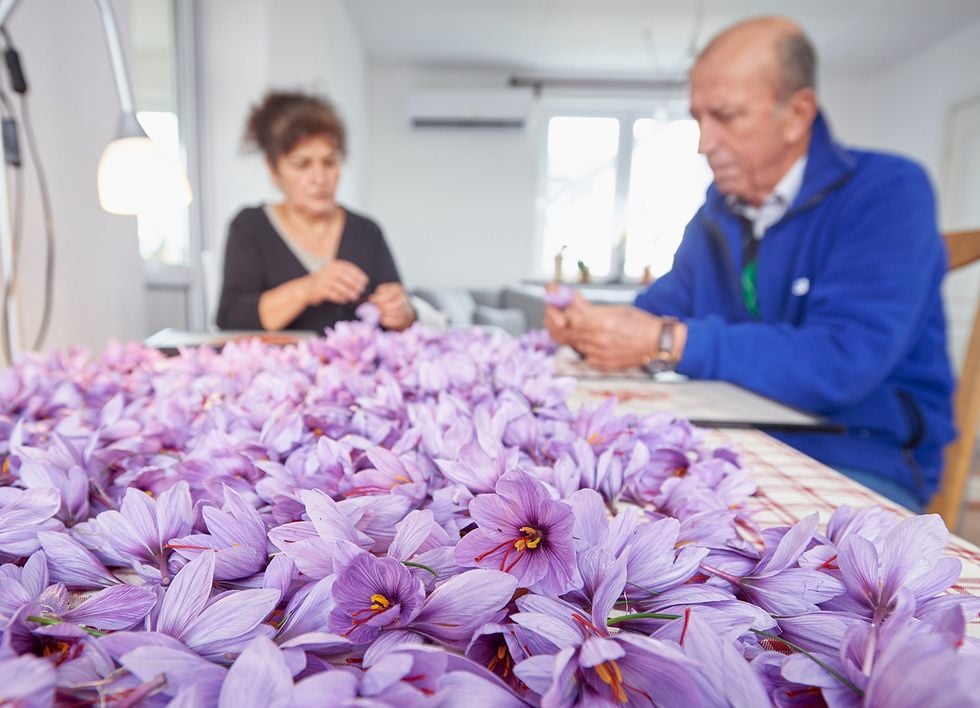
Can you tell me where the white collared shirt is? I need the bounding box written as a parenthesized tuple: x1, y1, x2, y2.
(727, 157, 808, 239)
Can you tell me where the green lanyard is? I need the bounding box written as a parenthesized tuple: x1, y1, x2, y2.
(739, 217, 761, 318)
(741, 259, 760, 318)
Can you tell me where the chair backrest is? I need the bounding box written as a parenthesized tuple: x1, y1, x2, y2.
(929, 229, 980, 528)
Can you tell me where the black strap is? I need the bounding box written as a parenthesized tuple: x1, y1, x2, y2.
(740, 215, 759, 267)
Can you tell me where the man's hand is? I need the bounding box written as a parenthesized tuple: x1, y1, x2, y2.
(568, 305, 683, 372)
(544, 288, 589, 347)
(307, 260, 369, 305)
(369, 282, 416, 331)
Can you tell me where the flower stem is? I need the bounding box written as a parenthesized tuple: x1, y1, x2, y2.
(604, 613, 865, 698)
(27, 615, 107, 638)
(750, 629, 864, 697)
(402, 561, 438, 577)
(606, 612, 681, 625)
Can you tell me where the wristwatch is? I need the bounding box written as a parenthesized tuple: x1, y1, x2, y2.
(643, 316, 678, 375)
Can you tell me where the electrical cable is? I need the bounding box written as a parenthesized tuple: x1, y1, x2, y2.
(0, 51, 15, 364)
(18, 95, 54, 350)
(1, 25, 56, 352)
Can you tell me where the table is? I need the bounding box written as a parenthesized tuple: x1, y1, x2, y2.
(566, 375, 980, 635)
(710, 428, 980, 635)
(144, 328, 316, 356)
(557, 346, 834, 431)
(567, 377, 834, 431)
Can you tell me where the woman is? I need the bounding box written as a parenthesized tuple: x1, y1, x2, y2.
(216, 91, 415, 333)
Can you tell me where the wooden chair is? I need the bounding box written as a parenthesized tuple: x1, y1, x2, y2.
(928, 229, 980, 529)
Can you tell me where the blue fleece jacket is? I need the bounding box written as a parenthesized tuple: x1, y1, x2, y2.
(634, 113, 955, 504)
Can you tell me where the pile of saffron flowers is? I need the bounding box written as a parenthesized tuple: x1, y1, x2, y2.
(0, 311, 977, 707)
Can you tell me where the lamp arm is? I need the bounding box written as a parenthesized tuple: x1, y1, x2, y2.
(93, 0, 135, 115)
(0, 0, 19, 28)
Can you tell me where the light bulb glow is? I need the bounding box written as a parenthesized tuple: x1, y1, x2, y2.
(97, 136, 192, 215)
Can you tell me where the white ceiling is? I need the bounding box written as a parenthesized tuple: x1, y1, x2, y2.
(343, 0, 980, 79)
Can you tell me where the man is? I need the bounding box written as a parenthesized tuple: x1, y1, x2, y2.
(546, 17, 955, 511)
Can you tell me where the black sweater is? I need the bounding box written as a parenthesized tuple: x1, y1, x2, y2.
(216, 206, 402, 333)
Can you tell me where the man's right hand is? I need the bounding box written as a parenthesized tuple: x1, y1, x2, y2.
(305, 260, 369, 305)
(544, 289, 591, 348)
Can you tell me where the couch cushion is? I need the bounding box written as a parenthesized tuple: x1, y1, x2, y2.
(472, 305, 527, 336)
(411, 288, 477, 327)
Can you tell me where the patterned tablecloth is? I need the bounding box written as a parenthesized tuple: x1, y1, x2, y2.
(565, 370, 980, 634)
(705, 427, 980, 634)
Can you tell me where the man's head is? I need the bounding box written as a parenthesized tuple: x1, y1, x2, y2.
(690, 17, 818, 206)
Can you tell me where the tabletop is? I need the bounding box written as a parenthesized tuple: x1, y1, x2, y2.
(707, 427, 980, 632)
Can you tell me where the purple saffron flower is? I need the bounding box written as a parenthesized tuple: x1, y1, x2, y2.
(267, 489, 373, 579)
(37, 530, 119, 589)
(0, 487, 63, 561)
(0, 654, 56, 707)
(329, 543, 426, 643)
(15, 441, 91, 525)
(543, 284, 575, 310)
(0, 551, 50, 630)
(273, 576, 351, 656)
(782, 605, 980, 708)
(154, 550, 279, 661)
(827, 513, 962, 618)
(409, 568, 518, 649)
(79, 480, 194, 582)
(167, 486, 268, 580)
(356, 301, 381, 326)
(454, 469, 579, 595)
(218, 635, 295, 708)
(513, 610, 710, 706)
(675, 609, 770, 706)
(120, 643, 227, 704)
(701, 513, 845, 616)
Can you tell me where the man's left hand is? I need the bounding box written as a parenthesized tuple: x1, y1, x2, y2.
(567, 305, 681, 372)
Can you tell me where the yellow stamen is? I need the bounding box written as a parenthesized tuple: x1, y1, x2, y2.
(497, 644, 507, 660)
(393, 474, 411, 484)
(587, 433, 603, 446)
(1, 457, 10, 477)
(515, 526, 543, 551)
(595, 660, 628, 704)
(312, 427, 324, 437)
(370, 593, 391, 611)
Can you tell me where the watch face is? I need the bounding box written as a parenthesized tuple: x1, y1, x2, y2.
(645, 353, 675, 375)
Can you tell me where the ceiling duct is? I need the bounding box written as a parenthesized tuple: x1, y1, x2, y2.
(407, 88, 533, 129)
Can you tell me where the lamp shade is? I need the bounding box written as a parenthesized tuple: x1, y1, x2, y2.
(97, 134, 193, 215)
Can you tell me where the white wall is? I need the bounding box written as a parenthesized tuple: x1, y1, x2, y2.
(822, 18, 980, 376)
(198, 0, 369, 259)
(2, 0, 145, 358)
(365, 65, 542, 289)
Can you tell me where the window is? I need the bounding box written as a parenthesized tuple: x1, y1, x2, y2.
(130, 0, 190, 265)
(539, 110, 712, 282)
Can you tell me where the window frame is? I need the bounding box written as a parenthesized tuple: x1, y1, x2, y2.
(533, 95, 699, 283)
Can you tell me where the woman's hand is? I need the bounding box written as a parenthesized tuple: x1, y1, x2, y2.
(369, 282, 416, 331)
(306, 260, 369, 305)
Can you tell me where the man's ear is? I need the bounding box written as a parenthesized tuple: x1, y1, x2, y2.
(782, 87, 817, 144)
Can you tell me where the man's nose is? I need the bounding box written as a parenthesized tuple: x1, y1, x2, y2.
(697, 121, 716, 156)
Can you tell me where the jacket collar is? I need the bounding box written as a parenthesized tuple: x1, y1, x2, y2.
(705, 110, 856, 217)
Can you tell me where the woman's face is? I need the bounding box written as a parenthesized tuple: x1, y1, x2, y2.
(270, 135, 342, 217)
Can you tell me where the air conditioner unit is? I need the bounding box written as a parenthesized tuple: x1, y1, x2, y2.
(407, 88, 533, 129)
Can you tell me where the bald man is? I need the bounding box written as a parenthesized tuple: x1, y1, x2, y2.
(546, 17, 954, 511)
